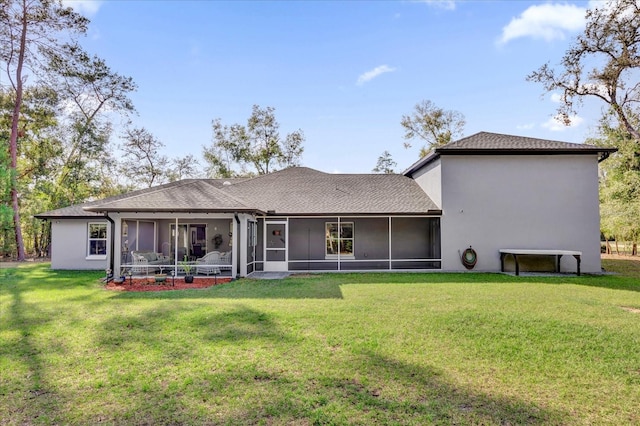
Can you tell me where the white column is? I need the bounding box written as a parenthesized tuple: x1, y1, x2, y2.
(239, 214, 248, 277)
(231, 217, 238, 279)
(388, 216, 392, 270)
(113, 215, 121, 275)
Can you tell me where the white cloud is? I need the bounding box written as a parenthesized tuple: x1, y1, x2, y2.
(498, 3, 586, 45)
(416, 0, 456, 11)
(550, 93, 563, 103)
(542, 114, 584, 131)
(580, 82, 610, 98)
(62, 0, 103, 17)
(356, 65, 397, 86)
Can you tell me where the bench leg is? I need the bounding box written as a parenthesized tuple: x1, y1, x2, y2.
(573, 255, 581, 276)
(514, 254, 520, 276)
(500, 253, 506, 272)
(556, 255, 563, 273)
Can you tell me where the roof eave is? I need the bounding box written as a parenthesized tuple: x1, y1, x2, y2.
(402, 151, 440, 176)
(34, 214, 102, 220)
(82, 207, 265, 215)
(435, 148, 618, 156)
(262, 210, 442, 217)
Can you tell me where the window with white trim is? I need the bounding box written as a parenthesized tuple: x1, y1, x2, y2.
(325, 222, 354, 257)
(88, 223, 107, 257)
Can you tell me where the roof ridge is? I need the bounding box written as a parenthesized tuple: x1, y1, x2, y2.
(83, 179, 196, 209)
(230, 166, 327, 185)
(199, 180, 254, 209)
(86, 180, 227, 210)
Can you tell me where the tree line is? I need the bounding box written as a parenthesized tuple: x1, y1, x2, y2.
(2, 0, 639, 260)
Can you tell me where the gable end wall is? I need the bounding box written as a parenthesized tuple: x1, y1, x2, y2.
(409, 157, 442, 208)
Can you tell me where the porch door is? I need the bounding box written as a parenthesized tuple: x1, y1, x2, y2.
(264, 221, 288, 272)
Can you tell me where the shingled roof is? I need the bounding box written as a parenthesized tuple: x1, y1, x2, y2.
(403, 131, 617, 176)
(229, 167, 439, 215)
(83, 180, 255, 213)
(37, 167, 440, 218)
(34, 204, 104, 219)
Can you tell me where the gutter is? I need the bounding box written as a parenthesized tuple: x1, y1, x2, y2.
(104, 212, 115, 278)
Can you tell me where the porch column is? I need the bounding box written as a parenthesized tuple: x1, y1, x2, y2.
(388, 216, 392, 270)
(173, 217, 179, 278)
(113, 215, 122, 275)
(239, 214, 248, 277)
(231, 215, 238, 279)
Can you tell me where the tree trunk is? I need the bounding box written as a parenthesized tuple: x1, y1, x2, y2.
(633, 242, 637, 257)
(8, 1, 29, 261)
(615, 239, 620, 255)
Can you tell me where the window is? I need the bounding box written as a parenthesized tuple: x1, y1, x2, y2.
(326, 222, 354, 257)
(88, 223, 107, 257)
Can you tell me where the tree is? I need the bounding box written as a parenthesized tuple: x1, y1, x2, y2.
(372, 151, 397, 174)
(167, 154, 201, 182)
(46, 43, 136, 205)
(590, 109, 640, 252)
(120, 127, 169, 188)
(528, 0, 640, 142)
(1, 0, 88, 260)
(0, 85, 60, 258)
(401, 100, 465, 157)
(204, 105, 304, 177)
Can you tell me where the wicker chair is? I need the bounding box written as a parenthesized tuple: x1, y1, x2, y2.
(195, 251, 220, 275)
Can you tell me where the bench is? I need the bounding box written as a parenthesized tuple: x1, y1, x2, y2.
(499, 249, 582, 276)
(131, 251, 170, 274)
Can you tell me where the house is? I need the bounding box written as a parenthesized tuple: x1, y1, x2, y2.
(35, 132, 616, 278)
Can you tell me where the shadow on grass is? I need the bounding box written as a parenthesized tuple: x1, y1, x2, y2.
(97, 303, 292, 355)
(85, 296, 566, 425)
(1, 268, 64, 423)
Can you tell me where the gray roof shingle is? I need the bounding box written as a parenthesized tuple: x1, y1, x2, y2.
(39, 167, 440, 217)
(403, 131, 617, 176)
(34, 204, 104, 219)
(228, 167, 439, 215)
(84, 180, 255, 213)
(439, 131, 609, 151)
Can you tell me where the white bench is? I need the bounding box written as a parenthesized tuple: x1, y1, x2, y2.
(499, 249, 582, 276)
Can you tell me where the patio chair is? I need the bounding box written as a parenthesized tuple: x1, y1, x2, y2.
(196, 251, 220, 275)
(220, 251, 231, 264)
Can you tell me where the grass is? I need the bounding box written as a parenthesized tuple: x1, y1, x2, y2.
(1, 262, 640, 425)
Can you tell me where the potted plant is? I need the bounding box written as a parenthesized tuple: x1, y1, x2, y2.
(154, 273, 167, 283)
(181, 256, 194, 283)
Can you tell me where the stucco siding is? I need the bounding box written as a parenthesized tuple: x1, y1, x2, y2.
(50, 219, 110, 270)
(410, 158, 442, 208)
(439, 154, 602, 273)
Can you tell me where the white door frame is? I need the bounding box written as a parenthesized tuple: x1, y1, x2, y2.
(264, 220, 288, 272)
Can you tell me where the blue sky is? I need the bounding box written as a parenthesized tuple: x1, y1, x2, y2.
(66, 0, 604, 174)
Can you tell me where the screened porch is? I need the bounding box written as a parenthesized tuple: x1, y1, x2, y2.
(115, 216, 236, 279)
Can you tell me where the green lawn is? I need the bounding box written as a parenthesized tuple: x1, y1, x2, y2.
(1, 263, 640, 425)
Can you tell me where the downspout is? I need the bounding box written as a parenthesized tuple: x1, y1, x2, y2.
(104, 212, 115, 277)
(234, 213, 241, 277)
